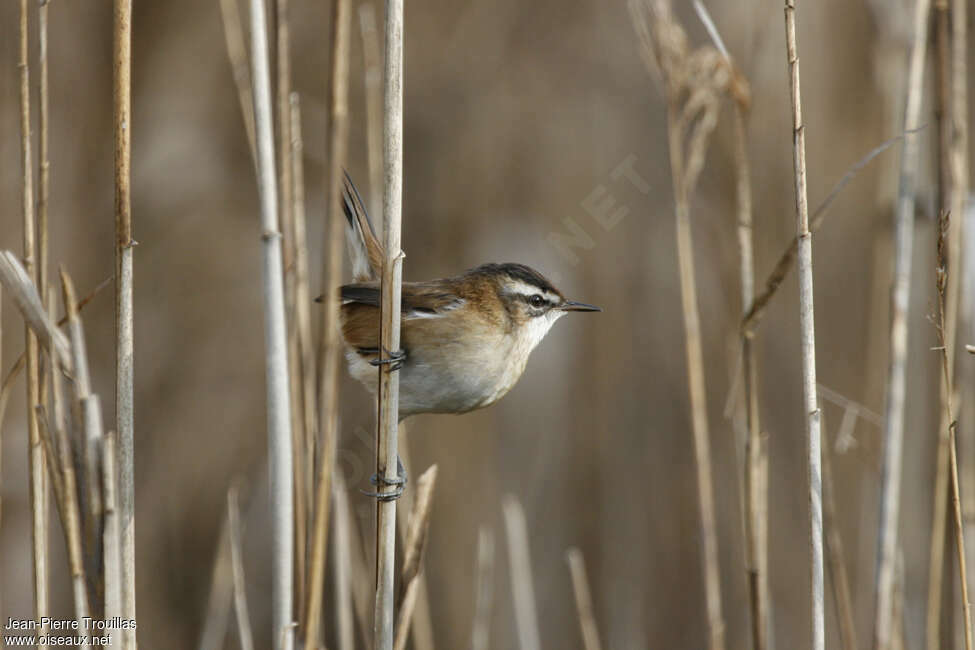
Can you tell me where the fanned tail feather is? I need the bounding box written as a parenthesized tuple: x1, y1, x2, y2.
(342, 172, 384, 281)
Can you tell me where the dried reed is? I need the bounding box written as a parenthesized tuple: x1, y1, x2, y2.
(0, 260, 131, 648)
(874, 0, 931, 647)
(61, 280, 102, 616)
(35, 358, 91, 646)
(272, 0, 308, 612)
(332, 474, 356, 650)
(374, 0, 406, 646)
(627, 2, 736, 645)
(19, 1, 50, 639)
(246, 0, 295, 646)
(38, 0, 50, 298)
(63, 273, 105, 564)
(199, 501, 234, 650)
(0, 277, 110, 434)
(470, 526, 495, 650)
(228, 484, 256, 650)
(102, 433, 121, 626)
(503, 496, 541, 650)
(742, 128, 923, 334)
(338, 475, 374, 646)
(691, 3, 770, 645)
(929, 0, 972, 644)
(954, 0, 974, 623)
(928, 0, 957, 643)
(566, 547, 603, 650)
(112, 1, 137, 643)
(395, 432, 435, 650)
(821, 411, 857, 650)
(288, 93, 317, 541)
(0, 254, 70, 363)
(304, 0, 352, 644)
(935, 211, 973, 649)
(218, 0, 257, 167)
(393, 465, 438, 650)
(783, 2, 824, 648)
(61, 269, 106, 619)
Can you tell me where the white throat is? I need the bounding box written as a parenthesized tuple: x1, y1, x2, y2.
(515, 309, 566, 356)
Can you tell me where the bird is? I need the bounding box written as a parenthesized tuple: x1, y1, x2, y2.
(327, 174, 600, 497)
(335, 173, 600, 416)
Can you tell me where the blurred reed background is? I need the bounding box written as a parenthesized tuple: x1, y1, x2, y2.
(1, 0, 974, 648)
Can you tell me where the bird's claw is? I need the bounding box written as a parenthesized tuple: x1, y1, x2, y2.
(370, 347, 406, 372)
(361, 457, 408, 502)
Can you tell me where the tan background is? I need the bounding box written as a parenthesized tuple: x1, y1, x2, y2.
(0, 0, 967, 648)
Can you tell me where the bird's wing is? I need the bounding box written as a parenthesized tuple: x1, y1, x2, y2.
(342, 172, 384, 282)
(340, 281, 466, 352)
(340, 282, 465, 315)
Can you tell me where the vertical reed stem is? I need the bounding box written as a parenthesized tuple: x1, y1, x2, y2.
(566, 548, 603, 650)
(21, 1, 50, 642)
(289, 90, 319, 631)
(228, 485, 256, 650)
(874, 1, 930, 648)
(666, 96, 725, 650)
(929, 1, 964, 644)
(821, 415, 858, 650)
(247, 0, 295, 646)
(733, 101, 770, 650)
(303, 0, 351, 643)
(470, 526, 495, 650)
(951, 0, 973, 616)
(112, 1, 137, 643)
(274, 0, 306, 614)
(503, 497, 541, 650)
(35, 408, 91, 650)
(38, 0, 50, 298)
(394, 433, 435, 650)
(218, 0, 258, 168)
(783, 3, 823, 649)
(332, 474, 356, 650)
(937, 210, 974, 650)
(392, 465, 438, 650)
(103, 433, 122, 626)
(375, 1, 405, 645)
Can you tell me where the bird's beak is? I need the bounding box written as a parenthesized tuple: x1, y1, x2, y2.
(560, 300, 601, 312)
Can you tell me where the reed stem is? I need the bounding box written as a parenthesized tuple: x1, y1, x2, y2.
(247, 0, 295, 645)
(20, 1, 50, 641)
(374, 1, 405, 646)
(303, 0, 352, 643)
(112, 1, 137, 643)
(783, 3, 824, 648)
(873, 0, 931, 647)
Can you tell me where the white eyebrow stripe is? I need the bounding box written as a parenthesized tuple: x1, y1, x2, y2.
(505, 280, 560, 304)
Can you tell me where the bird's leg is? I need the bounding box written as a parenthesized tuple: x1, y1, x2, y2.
(362, 456, 408, 501)
(369, 346, 406, 371)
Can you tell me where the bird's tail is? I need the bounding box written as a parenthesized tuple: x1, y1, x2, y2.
(342, 172, 384, 281)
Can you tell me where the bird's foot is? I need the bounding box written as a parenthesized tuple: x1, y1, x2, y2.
(361, 456, 408, 502)
(369, 347, 406, 371)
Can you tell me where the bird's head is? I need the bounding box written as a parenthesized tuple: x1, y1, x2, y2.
(473, 263, 600, 351)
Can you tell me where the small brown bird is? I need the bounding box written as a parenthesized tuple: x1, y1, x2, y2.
(335, 174, 600, 420)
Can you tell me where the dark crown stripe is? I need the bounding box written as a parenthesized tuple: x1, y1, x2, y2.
(471, 262, 558, 295)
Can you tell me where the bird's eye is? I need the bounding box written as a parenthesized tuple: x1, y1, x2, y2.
(529, 294, 545, 308)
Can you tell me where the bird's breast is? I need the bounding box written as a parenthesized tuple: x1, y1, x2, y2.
(343, 308, 560, 417)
